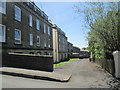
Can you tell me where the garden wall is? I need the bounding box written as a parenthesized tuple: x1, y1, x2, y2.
(2, 53, 53, 72)
(95, 59, 115, 75)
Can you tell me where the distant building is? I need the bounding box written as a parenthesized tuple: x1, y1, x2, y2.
(52, 24, 68, 63)
(71, 46, 80, 58)
(52, 25, 59, 63)
(67, 42, 73, 58)
(79, 50, 90, 58)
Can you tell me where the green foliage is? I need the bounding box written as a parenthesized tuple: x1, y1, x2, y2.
(75, 2, 119, 59)
(82, 47, 89, 50)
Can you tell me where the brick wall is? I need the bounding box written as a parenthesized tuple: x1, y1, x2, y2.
(2, 53, 53, 72)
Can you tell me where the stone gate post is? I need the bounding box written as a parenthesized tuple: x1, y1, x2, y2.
(113, 51, 120, 78)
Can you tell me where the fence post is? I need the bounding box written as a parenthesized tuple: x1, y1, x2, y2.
(113, 50, 120, 78)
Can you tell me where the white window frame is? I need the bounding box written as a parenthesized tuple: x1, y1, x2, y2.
(0, 24, 6, 42)
(30, 34, 33, 46)
(15, 5, 21, 22)
(0, 0, 6, 14)
(37, 35, 40, 46)
(15, 29, 21, 44)
(29, 15, 32, 27)
(44, 23, 46, 33)
(36, 19, 40, 30)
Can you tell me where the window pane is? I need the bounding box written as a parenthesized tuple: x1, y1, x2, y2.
(0, 25, 5, 42)
(15, 31, 20, 40)
(0, 26, 3, 42)
(0, 0, 6, 14)
(15, 5, 21, 21)
(44, 37, 46, 47)
(48, 26, 50, 35)
(36, 19, 40, 30)
(29, 15, 32, 27)
(37, 36, 40, 46)
(44, 24, 46, 33)
(30, 34, 33, 46)
(15, 29, 21, 44)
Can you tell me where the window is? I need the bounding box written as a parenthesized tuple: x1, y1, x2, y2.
(0, 0, 6, 14)
(0, 24, 6, 42)
(48, 53, 51, 55)
(44, 38, 46, 47)
(48, 26, 50, 35)
(48, 37, 51, 48)
(37, 36, 40, 46)
(36, 19, 40, 30)
(44, 24, 46, 33)
(30, 34, 33, 46)
(29, 15, 32, 27)
(48, 44, 50, 48)
(15, 29, 21, 44)
(15, 5, 21, 22)
(59, 35, 60, 42)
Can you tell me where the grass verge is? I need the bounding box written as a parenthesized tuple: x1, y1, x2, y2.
(54, 58, 78, 68)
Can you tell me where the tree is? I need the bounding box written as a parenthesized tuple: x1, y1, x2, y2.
(75, 2, 119, 59)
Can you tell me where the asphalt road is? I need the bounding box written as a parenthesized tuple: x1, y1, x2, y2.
(1, 59, 117, 88)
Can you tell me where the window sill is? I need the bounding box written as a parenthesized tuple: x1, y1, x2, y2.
(0, 42, 7, 44)
(14, 43, 22, 46)
(37, 45, 40, 47)
(14, 19, 21, 23)
(29, 45, 33, 47)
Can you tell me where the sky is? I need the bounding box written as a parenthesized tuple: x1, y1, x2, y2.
(35, 2, 89, 49)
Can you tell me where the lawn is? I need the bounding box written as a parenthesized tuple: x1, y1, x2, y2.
(54, 58, 78, 68)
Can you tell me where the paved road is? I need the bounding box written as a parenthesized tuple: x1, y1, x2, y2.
(1, 59, 119, 88)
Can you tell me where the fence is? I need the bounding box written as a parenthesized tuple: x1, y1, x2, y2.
(95, 59, 115, 75)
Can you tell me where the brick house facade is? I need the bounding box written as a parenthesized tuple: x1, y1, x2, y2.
(1, 2, 53, 55)
(0, 1, 53, 71)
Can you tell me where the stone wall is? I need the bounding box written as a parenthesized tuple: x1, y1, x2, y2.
(95, 59, 115, 75)
(2, 53, 53, 72)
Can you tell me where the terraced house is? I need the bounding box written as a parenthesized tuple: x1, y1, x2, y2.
(67, 42, 73, 59)
(0, 1, 53, 71)
(0, 1, 53, 55)
(52, 24, 68, 63)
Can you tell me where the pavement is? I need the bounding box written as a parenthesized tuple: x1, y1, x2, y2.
(0, 67, 72, 82)
(0, 58, 75, 82)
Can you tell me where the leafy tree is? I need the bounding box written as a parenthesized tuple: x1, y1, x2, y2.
(75, 2, 119, 59)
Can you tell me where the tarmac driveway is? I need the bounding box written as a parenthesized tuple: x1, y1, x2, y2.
(54, 58, 120, 88)
(2, 58, 120, 88)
